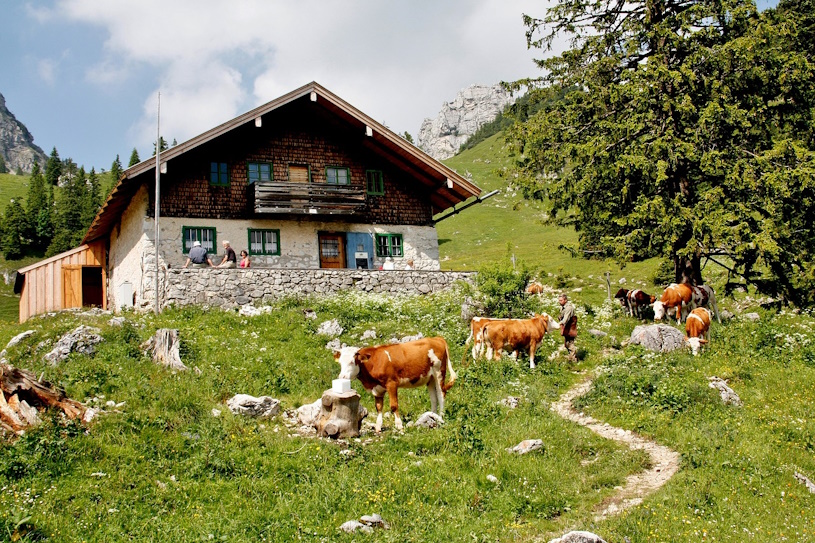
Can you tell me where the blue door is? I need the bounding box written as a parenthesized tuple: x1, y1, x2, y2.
(346, 233, 374, 269)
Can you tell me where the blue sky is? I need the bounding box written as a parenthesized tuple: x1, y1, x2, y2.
(0, 0, 545, 171)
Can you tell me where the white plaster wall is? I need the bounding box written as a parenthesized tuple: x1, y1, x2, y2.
(155, 218, 440, 270)
(108, 185, 151, 310)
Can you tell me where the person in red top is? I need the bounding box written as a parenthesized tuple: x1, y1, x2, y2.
(240, 250, 250, 268)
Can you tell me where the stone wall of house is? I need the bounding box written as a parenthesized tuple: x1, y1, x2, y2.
(159, 268, 475, 310)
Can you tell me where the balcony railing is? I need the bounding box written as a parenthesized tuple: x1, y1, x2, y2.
(254, 181, 367, 215)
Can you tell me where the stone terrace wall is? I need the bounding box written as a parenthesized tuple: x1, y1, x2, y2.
(164, 268, 475, 310)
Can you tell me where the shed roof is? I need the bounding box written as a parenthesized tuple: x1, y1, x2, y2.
(83, 81, 481, 244)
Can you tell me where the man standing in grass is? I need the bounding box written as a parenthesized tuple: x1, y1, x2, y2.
(558, 293, 578, 362)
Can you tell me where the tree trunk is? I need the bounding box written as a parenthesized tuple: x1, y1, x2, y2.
(316, 389, 367, 439)
(142, 329, 187, 371)
(1, 363, 85, 433)
(674, 254, 703, 285)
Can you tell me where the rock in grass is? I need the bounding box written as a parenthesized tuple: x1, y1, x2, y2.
(628, 324, 685, 353)
(548, 531, 607, 543)
(44, 326, 103, 365)
(226, 394, 280, 418)
(506, 439, 544, 455)
(340, 521, 373, 534)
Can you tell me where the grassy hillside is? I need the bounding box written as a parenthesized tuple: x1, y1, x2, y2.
(438, 133, 662, 288)
(0, 172, 30, 207)
(0, 290, 812, 542)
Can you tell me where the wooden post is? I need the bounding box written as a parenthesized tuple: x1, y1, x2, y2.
(605, 272, 612, 300)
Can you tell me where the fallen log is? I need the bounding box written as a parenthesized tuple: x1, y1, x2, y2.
(0, 363, 85, 434)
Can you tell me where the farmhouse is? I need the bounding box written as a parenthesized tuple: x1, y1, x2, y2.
(16, 82, 482, 321)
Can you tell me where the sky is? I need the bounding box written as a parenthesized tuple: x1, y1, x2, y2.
(0, 0, 551, 172)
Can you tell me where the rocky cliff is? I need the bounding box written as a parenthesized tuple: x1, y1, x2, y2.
(417, 84, 514, 161)
(0, 92, 47, 173)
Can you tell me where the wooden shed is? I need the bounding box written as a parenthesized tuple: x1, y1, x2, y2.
(15, 241, 107, 323)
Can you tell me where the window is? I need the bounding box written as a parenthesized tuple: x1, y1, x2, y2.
(247, 162, 272, 184)
(326, 167, 350, 185)
(182, 226, 216, 253)
(375, 233, 403, 257)
(248, 229, 280, 255)
(366, 170, 384, 195)
(210, 162, 229, 186)
(288, 164, 310, 183)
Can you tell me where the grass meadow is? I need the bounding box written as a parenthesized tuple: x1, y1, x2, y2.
(0, 284, 814, 542)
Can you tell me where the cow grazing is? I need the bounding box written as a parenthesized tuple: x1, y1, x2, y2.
(690, 284, 721, 324)
(464, 317, 512, 360)
(653, 283, 694, 322)
(526, 282, 544, 295)
(616, 288, 657, 318)
(482, 313, 561, 368)
(334, 337, 456, 433)
(685, 307, 712, 356)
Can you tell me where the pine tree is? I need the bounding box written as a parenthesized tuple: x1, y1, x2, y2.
(152, 137, 169, 156)
(0, 155, 7, 174)
(47, 165, 86, 256)
(25, 162, 52, 252)
(128, 148, 141, 167)
(1, 200, 28, 259)
(110, 154, 123, 182)
(83, 167, 102, 227)
(45, 147, 62, 186)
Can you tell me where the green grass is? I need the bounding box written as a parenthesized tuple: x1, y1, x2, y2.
(0, 173, 30, 208)
(0, 289, 813, 542)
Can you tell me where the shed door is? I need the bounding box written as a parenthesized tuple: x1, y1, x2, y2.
(319, 233, 346, 269)
(62, 265, 82, 309)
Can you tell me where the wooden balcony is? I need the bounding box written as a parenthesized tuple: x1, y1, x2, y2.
(253, 181, 367, 215)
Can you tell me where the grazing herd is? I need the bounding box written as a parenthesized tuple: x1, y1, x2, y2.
(334, 279, 723, 432)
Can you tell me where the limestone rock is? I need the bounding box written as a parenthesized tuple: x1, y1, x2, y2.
(629, 324, 686, 353)
(44, 326, 103, 365)
(548, 531, 607, 543)
(226, 394, 281, 418)
(417, 84, 515, 160)
(317, 319, 343, 337)
(708, 377, 742, 406)
(0, 92, 48, 173)
(407, 411, 444, 429)
(506, 439, 544, 455)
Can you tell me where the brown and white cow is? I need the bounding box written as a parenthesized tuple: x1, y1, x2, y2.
(616, 288, 656, 318)
(690, 284, 721, 324)
(653, 283, 694, 322)
(685, 307, 712, 356)
(464, 317, 512, 360)
(526, 282, 545, 295)
(482, 313, 561, 368)
(334, 336, 456, 433)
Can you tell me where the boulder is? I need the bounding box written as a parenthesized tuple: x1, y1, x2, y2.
(407, 411, 444, 429)
(506, 439, 544, 455)
(226, 394, 280, 418)
(548, 531, 607, 543)
(629, 324, 686, 353)
(708, 377, 742, 406)
(44, 326, 103, 365)
(317, 319, 343, 337)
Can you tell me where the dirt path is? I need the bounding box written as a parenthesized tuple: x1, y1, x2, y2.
(551, 376, 681, 521)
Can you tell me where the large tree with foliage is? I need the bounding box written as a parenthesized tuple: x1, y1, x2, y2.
(507, 0, 815, 304)
(25, 162, 53, 252)
(128, 148, 141, 167)
(45, 147, 62, 186)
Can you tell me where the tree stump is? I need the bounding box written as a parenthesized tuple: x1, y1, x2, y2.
(316, 389, 367, 439)
(142, 329, 187, 371)
(1, 363, 85, 434)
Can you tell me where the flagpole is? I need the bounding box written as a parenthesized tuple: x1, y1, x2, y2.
(154, 92, 161, 314)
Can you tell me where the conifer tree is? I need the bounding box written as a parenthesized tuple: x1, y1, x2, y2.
(0, 155, 7, 174)
(128, 148, 141, 167)
(1, 200, 28, 259)
(83, 167, 102, 227)
(110, 154, 123, 182)
(45, 147, 61, 186)
(25, 162, 52, 252)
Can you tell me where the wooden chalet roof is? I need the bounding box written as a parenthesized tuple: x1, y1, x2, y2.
(83, 81, 481, 244)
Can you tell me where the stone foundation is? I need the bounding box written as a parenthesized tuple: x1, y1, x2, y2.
(161, 268, 474, 310)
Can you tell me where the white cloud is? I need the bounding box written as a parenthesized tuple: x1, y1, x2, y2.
(37, 58, 58, 85)
(50, 0, 554, 152)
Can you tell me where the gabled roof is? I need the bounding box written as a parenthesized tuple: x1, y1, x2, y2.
(83, 81, 481, 244)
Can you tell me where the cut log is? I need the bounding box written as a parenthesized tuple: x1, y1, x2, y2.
(141, 329, 187, 371)
(316, 389, 367, 439)
(1, 363, 85, 433)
